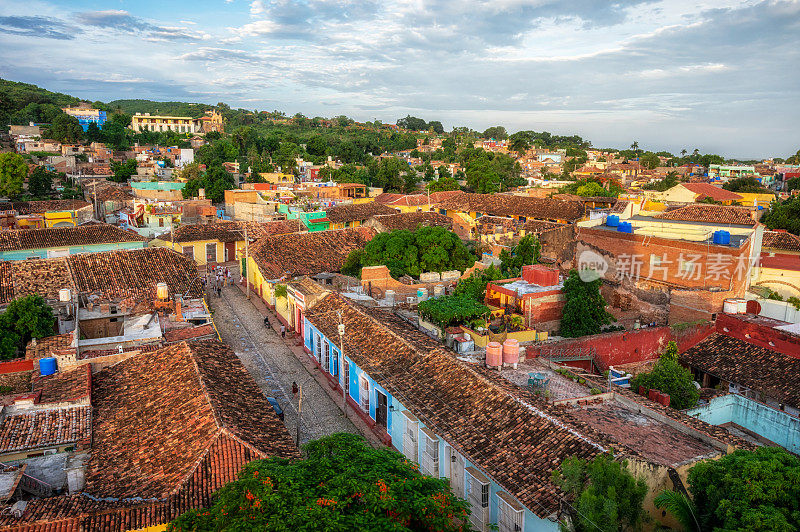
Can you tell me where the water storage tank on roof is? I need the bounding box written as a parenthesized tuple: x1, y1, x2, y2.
(39, 357, 57, 376)
(723, 298, 739, 314)
(712, 230, 731, 245)
(502, 339, 520, 368)
(606, 215, 620, 227)
(617, 222, 633, 233)
(486, 342, 502, 369)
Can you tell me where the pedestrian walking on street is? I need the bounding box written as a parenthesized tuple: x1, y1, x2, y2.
(292, 381, 299, 396)
(280, 324, 286, 338)
(264, 316, 271, 329)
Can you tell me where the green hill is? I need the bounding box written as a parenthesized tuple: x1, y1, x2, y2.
(0, 78, 85, 125)
(105, 99, 214, 118)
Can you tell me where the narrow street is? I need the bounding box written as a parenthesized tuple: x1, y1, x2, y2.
(206, 274, 361, 445)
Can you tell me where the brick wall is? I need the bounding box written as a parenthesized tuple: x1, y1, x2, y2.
(530, 321, 714, 371)
(715, 313, 800, 359)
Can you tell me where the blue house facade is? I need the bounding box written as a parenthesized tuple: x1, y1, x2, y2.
(303, 314, 559, 532)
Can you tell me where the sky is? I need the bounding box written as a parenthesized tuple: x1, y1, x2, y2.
(0, 0, 798, 158)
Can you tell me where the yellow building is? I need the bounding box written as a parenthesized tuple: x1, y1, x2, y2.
(258, 172, 295, 185)
(130, 113, 200, 134)
(736, 192, 775, 209)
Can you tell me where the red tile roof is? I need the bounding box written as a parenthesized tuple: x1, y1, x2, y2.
(32, 365, 91, 405)
(680, 333, 800, 409)
(324, 202, 396, 224)
(250, 227, 375, 279)
(8, 258, 73, 302)
(83, 340, 298, 500)
(0, 224, 146, 252)
(368, 212, 452, 232)
(680, 183, 743, 202)
(162, 324, 216, 343)
(3, 200, 91, 215)
(655, 204, 756, 226)
(763, 231, 800, 252)
(0, 406, 91, 454)
(438, 193, 585, 222)
(67, 247, 202, 301)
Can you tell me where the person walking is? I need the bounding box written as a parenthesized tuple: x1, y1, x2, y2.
(264, 316, 271, 329)
(280, 324, 286, 338)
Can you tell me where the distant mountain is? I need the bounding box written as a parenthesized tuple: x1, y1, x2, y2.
(105, 99, 214, 118)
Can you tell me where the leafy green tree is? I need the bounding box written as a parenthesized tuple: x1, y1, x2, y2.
(499, 234, 541, 277)
(762, 196, 800, 235)
(0, 295, 55, 359)
(552, 454, 648, 532)
(639, 151, 661, 170)
(427, 176, 460, 192)
(85, 122, 102, 143)
(396, 115, 428, 131)
(168, 433, 469, 532)
(509, 133, 531, 154)
(483, 126, 507, 140)
(722, 176, 770, 194)
(629, 351, 699, 409)
(654, 490, 700, 532)
(418, 295, 491, 329)
(452, 265, 503, 302)
(642, 171, 680, 192)
(109, 159, 137, 183)
(27, 165, 54, 198)
(0, 153, 27, 198)
(675, 448, 800, 532)
(427, 120, 444, 134)
(44, 113, 83, 143)
(560, 270, 613, 338)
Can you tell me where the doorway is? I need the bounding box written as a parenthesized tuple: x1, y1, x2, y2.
(375, 390, 388, 429)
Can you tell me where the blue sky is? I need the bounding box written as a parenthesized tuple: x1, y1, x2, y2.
(0, 0, 798, 158)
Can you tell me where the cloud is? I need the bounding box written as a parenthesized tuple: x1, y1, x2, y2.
(178, 47, 264, 64)
(76, 10, 139, 30)
(0, 15, 78, 40)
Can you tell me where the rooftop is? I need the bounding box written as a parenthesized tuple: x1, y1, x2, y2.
(680, 183, 743, 202)
(250, 227, 375, 279)
(0, 200, 91, 215)
(654, 204, 756, 226)
(680, 333, 800, 409)
(324, 202, 396, 224)
(157, 219, 304, 243)
(0, 224, 146, 252)
(0, 406, 91, 454)
(438, 192, 585, 222)
(762, 230, 800, 252)
(368, 211, 452, 232)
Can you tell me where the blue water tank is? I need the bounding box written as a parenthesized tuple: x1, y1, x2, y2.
(606, 215, 620, 227)
(617, 222, 633, 233)
(713, 230, 731, 245)
(39, 357, 57, 376)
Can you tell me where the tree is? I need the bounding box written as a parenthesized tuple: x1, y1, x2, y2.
(27, 165, 54, 198)
(509, 133, 531, 154)
(629, 350, 699, 409)
(639, 152, 661, 170)
(0, 153, 27, 198)
(168, 433, 469, 531)
(560, 270, 614, 338)
(642, 171, 679, 192)
(654, 490, 700, 532)
(418, 295, 491, 329)
(661, 448, 800, 532)
(396, 115, 428, 131)
(630, 140, 640, 153)
(762, 196, 800, 235)
(551, 454, 648, 532)
(427, 176, 460, 193)
(499, 234, 541, 277)
(45, 113, 83, 143)
(85, 122, 102, 143)
(722, 176, 770, 194)
(483, 125, 507, 140)
(109, 159, 137, 183)
(0, 295, 55, 359)
(427, 120, 444, 134)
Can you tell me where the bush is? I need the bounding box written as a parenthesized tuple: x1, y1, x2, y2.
(0, 295, 55, 359)
(418, 295, 490, 329)
(629, 353, 699, 409)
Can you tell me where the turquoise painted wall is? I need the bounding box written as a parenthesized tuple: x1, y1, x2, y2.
(0, 241, 145, 261)
(131, 181, 185, 191)
(687, 394, 800, 454)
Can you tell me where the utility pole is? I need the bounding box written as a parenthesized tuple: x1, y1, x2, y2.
(296, 385, 303, 446)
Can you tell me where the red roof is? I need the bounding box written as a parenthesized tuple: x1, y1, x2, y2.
(680, 183, 743, 202)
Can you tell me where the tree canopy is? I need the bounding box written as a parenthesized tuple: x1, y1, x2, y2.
(461, 148, 524, 193)
(0, 153, 27, 198)
(0, 295, 55, 359)
(355, 226, 476, 279)
(551, 454, 648, 532)
(27, 165, 55, 198)
(499, 234, 541, 277)
(168, 433, 469, 532)
(722, 176, 771, 194)
(559, 270, 614, 338)
(630, 341, 699, 409)
(761, 196, 800, 235)
(182, 165, 236, 204)
(109, 159, 137, 183)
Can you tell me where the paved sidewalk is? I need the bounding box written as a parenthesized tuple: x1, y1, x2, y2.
(232, 282, 384, 447)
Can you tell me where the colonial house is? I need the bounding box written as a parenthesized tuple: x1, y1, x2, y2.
(0, 224, 147, 261)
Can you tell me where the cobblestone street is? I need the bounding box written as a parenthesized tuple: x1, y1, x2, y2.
(206, 275, 362, 446)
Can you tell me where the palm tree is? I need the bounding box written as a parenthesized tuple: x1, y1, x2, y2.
(680, 149, 687, 157)
(654, 490, 700, 532)
(631, 141, 639, 152)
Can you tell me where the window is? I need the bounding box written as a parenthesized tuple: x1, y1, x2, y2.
(359, 375, 370, 412)
(420, 428, 440, 477)
(159, 217, 164, 227)
(343, 359, 350, 396)
(182, 246, 194, 259)
(497, 492, 524, 532)
(205, 242, 216, 263)
(315, 334, 322, 363)
(466, 467, 490, 532)
(322, 342, 330, 374)
(402, 411, 419, 462)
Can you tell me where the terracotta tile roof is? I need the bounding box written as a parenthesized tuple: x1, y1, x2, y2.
(67, 247, 202, 301)
(369, 212, 452, 232)
(25, 334, 73, 361)
(32, 365, 91, 405)
(680, 333, 800, 409)
(654, 204, 756, 226)
(680, 183, 743, 202)
(0, 406, 91, 454)
(0, 263, 11, 305)
(159, 219, 303, 243)
(92, 186, 134, 203)
(380, 191, 463, 208)
(9, 258, 73, 302)
(305, 294, 604, 517)
(438, 193, 585, 222)
(250, 227, 375, 279)
(4, 200, 91, 215)
(373, 193, 405, 204)
(763, 231, 800, 252)
(324, 202, 396, 224)
(84, 340, 298, 500)
(0, 224, 146, 252)
(162, 324, 216, 343)
(610, 200, 629, 214)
